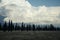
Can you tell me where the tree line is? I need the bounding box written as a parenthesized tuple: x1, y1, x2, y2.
(0, 20, 60, 32)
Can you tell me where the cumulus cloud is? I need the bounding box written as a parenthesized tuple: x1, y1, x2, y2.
(0, 0, 60, 24)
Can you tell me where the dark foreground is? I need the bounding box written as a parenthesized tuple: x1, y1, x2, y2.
(0, 31, 60, 40)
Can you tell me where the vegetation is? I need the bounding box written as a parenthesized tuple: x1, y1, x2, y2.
(0, 20, 60, 32)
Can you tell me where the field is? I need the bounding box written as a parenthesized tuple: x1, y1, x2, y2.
(0, 31, 60, 40)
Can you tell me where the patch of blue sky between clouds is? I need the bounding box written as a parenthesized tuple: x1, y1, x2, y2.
(28, 0, 60, 7)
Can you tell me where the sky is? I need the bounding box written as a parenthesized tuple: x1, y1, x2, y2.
(0, 0, 60, 25)
(28, 0, 60, 7)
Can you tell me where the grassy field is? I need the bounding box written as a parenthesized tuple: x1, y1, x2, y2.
(0, 31, 60, 40)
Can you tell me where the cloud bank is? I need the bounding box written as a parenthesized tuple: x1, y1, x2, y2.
(0, 0, 60, 24)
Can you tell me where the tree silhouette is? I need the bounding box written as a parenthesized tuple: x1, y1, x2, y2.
(26, 25, 28, 31)
(32, 24, 35, 31)
(49, 24, 55, 31)
(36, 25, 41, 31)
(0, 20, 60, 32)
(21, 22, 25, 31)
(28, 24, 31, 31)
(15, 23, 20, 31)
(43, 25, 48, 31)
(56, 27, 60, 31)
(7, 20, 14, 32)
(3, 21, 7, 32)
(0, 23, 2, 31)
(7, 20, 10, 31)
(25, 24, 31, 31)
(15, 23, 17, 31)
(10, 20, 14, 32)
(17, 25, 20, 30)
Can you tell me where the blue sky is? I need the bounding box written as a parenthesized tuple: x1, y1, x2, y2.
(28, 0, 60, 7)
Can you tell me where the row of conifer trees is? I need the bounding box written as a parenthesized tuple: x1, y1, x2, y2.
(0, 20, 60, 32)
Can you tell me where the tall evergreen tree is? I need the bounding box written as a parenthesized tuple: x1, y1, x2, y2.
(28, 24, 31, 31)
(32, 24, 35, 31)
(49, 24, 54, 31)
(15, 23, 18, 30)
(10, 20, 14, 32)
(26, 24, 29, 31)
(8, 20, 13, 32)
(8, 20, 11, 32)
(3, 21, 7, 32)
(21, 22, 25, 31)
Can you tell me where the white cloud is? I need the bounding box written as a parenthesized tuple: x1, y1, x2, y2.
(0, 0, 60, 24)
